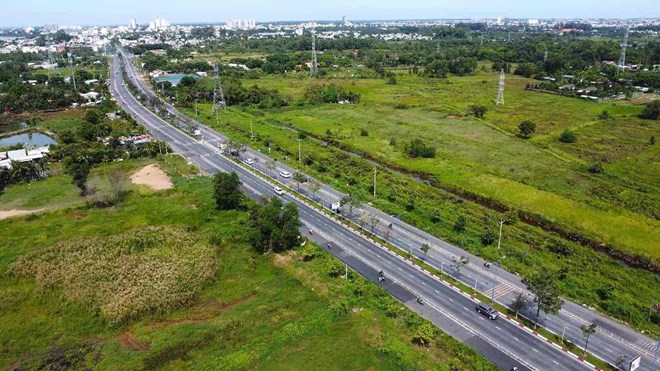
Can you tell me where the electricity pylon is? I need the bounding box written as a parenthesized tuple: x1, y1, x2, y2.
(212, 61, 226, 113)
(617, 26, 629, 73)
(68, 53, 77, 91)
(496, 69, 505, 105)
(310, 33, 318, 77)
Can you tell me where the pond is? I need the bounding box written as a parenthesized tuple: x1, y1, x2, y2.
(0, 132, 58, 148)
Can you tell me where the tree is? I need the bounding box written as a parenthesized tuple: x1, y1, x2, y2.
(526, 272, 565, 328)
(451, 256, 469, 277)
(368, 213, 380, 233)
(481, 229, 496, 246)
(293, 171, 307, 192)
(267, 160, 277, 177)
(467, 104, 488, 118)
(340, 189, 365, 216)
(227, 140, 245, 157)
(453, 215, 467, 233)
(580, 323, 597, 355)
(559, 130, 577, 143)
(640, 99, 660, 120)
(598, 110, 611, 120)
(650, 135, 656, 145)
(420, 243, 430, 258)
(248, 197, 300, 253)
(518, 120, 536, 139)
(213, 172, 242, 210)
(84, 109, 103, 125)
(510, 292, 528, 318)
(309, 179, 322, 200)
(107, 169, 127, 202)
(63, 156, 90, 195)
(404, 138, 436, 158)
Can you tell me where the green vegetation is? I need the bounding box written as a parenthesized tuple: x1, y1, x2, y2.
(0, 155, 494, 370)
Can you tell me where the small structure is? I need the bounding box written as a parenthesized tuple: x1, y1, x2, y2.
(0, 147, 50, 169)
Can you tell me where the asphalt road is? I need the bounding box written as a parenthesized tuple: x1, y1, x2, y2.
(111, 52, 658, 370)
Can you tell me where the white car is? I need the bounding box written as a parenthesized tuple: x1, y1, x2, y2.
(245, 158, 255, 165)
(274, 187, 285, 195)
(279, 171, 291, 178)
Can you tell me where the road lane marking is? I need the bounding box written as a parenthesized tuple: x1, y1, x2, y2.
(513, 337, 520, 342)
(532, 348, 539, 353)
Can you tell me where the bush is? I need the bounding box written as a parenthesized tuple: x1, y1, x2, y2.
(453, 215, 467, 233)
(412, 323, 436, 346)
(518, 120, 536, 139)
(466, 104, 488, 118)
(404, 139, 436, 158)
(360, 128, 369, 137)
(588, 163, 605, 174)
(639, 100, 660, 120)
(559, 130, 577, 143)
(481, 229, 496, 246)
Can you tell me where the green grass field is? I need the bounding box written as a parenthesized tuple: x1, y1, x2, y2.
(197, 69, 660, 266)
(0, 155, 494, 370)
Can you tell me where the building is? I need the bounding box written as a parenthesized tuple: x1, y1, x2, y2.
(528, 19, 539, 26)
(129, 18, 138, 30)
(226, 19, 256, 30)
(148, 17, 171, 31)
(0, 147, 50, 170)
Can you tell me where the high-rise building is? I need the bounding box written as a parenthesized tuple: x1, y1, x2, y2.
(225, 19, 256, 30)
(129, 19, 138, 29)
(147, 17, 171, 31)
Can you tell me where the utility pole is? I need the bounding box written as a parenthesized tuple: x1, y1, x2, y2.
(496, 69, 505, 105)
(310, 33, 318, 77)
(373, 167, 377, 197)
(297, 138, 302, 162)
(497, 219, 505, 250)
(617, 26, 630, 73)
(250, 122, 254, 141)
(480, 32, 484, 47)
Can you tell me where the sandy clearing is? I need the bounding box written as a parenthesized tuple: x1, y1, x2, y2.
(130, 164, 173, 191)
(0, 209, 45, 220)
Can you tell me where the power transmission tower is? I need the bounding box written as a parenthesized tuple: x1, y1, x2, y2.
(212, 61, 226, 113)
(47, 49, 54, 78)
(496, 69, 505, 105)
(480, 32, 484, 46)
(68, 53, 77, 92)
(617, 26, 630, 73)
(310, 33, 318, 77)
(543, 48, 548, 62)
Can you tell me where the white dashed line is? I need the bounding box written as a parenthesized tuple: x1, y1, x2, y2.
(532, 348, 539, 353)
(513, 337, 520, 342)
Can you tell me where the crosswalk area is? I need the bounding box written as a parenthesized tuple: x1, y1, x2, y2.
(489, 282, 518, 300)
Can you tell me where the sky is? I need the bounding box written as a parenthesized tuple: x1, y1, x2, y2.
(2, 0, 658, 27)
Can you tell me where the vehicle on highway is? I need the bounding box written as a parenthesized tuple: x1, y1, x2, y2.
(475, 303, 499, 320)
(279, 171, 291, 178)
(245, 158, 255, 165)
(274, 187, 285, 195)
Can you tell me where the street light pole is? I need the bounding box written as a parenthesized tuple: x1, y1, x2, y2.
(298, 139, 302, 163)
(561, 325, 568, 343)
(497, 219, 505, 250)
(373, 167, 376, 197)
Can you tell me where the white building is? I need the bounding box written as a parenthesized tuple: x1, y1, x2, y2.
(129, 18, 138, 30)
(528, 19, 539, 26)
(226, 19, 256, 30)
(148, 17, 171, 31)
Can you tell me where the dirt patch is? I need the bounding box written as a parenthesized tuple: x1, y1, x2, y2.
(0, 208, 45, 220)
(272, 251, 294, 267)
(444, 114, 461, 119)
(130, 164, 173, 191)
(117, 331, 150, 351)
(158, 293, 257, 326)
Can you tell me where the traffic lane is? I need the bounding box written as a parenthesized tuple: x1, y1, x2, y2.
(293, 204, 587, 371)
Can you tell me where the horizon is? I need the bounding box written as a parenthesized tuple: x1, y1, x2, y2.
(3, 0, 660, 28)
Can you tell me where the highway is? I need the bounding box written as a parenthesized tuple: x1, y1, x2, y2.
(111, 52, 658, 370)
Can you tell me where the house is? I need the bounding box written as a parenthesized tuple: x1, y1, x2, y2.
(84, 79, 99, 85)
(560, 84, 576, 90)
(80, 91, 100, 101)
(0, 147, 50, 169)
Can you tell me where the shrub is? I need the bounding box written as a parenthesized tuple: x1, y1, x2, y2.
(481, 229, 496, 246)
(559, 130, 577, 143)
(588, 163, 605, 174)
(404, 139, 436, 158)
(453, 215, 467, 233)
(466, 104, 488, 118)
(518, 120, 536, 139)
(360, 128, 369, 137)
(639, 100, 660, 120)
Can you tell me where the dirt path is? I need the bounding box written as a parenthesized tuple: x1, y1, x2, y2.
(117, 331, 150, 351)
(156, 293, 257, 326)
(130, 164, 173, 190)
(0, 208, 45, 220)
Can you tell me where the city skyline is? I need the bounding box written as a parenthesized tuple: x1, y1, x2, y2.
(2, 0, 660, 27)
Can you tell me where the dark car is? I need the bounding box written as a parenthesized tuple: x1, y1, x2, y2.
(476, 302, 499, 320)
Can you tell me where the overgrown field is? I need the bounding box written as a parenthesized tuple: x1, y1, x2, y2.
(0, 156, 494, 370)
(245, 71, 659, 266)
(182, 97, 660, 337)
